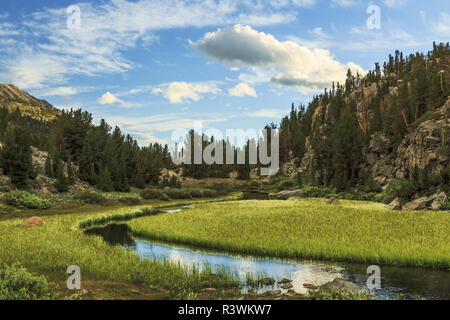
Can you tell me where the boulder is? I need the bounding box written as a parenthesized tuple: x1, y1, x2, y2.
(402, 197, 428, 211)
(320, 279, 361, 293)
(276, 189, 304, 200)
(385, 197, 401, 210)
(327, 197, 340, 205)
(200, 288, 217, 296)
(303, 283, 318, 289)
(21, 217, 43, 227)
(259, 277, 275, 286)
(431, 192, 447, 211)
(278, 278, 292, 284)
(80, 289, 89, 296)
(281, 283, 294, 290)
(264, 290, 281, 296)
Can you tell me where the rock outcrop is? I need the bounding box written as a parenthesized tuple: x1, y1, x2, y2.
(385, 197, 401, 210)
(362, 98, 449, 186)
(385, 191, 447, 211)
(276, 189, 304, 200)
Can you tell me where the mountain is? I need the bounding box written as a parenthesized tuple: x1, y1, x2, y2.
(0, 84, 60, 121)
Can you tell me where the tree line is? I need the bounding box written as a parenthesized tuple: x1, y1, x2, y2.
(0, 107, 173, 191)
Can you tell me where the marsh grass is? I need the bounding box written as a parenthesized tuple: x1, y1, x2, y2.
(128, 198, 450, 269)
(0, 198, 241, 295)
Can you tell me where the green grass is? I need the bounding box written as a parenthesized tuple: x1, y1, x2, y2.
(0, 199, 240, 296)
(128, 198, 450, 269)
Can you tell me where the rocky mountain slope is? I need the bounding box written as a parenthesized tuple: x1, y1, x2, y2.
(0, 84, 59, 121)
(362, 97, 449, 185)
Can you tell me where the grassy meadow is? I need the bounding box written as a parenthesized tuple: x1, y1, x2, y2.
(128, 198, 450, 269)
(0, 198, 241, 299)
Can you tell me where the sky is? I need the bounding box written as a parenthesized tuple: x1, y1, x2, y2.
(0, 0, 448, 147)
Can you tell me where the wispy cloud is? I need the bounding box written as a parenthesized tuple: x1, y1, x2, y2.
(0, 0, 299, 89)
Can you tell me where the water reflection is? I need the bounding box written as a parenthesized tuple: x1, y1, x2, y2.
(85, 223, 450, 300)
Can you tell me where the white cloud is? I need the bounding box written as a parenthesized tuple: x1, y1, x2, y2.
(40, 87, 78, 96)
(192, 24, 365, 93)
(331, 0, 359, 7)
(98, 92, 124, 105)
(152, 82, 221, 104)
(0, 22, 19, 36)
(244, 108, 288, 118)
(383, 0, 408, 8)
(228, 83, 257, 97)
(270, 0, 316, 8)
(433, 13, 450, 34)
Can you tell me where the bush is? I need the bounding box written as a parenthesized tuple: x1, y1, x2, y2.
(383, 179, 417, 204)
(188, 189, 204, 198)
(439, 200, 450, 211)
(73, 192, 108, 205)
(140, 188, 170, 201)
(118, 196, 141, 206)
(211, 183, 235, 196)
(201, 189, 218, 198)
(164, 188, 192, 200)
(2, 191, 51, 209)
(0, 264, 56, 300)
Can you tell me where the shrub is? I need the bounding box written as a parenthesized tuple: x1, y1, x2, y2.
(140, 188, 168, 201)
(211, 183, 235, 196)
(0, 264, 56, 300)
(439, 200, 450, 211)
(383, 179, 417, 204)
(201, 189, 218, 198)
(2, 191, 50, 209)
(118, 196, 141, 206)
(277, 179, 295, 190)
(73, 192, 108, 205)
(189, 189, 204, 198)
(164, 188, 192, 200)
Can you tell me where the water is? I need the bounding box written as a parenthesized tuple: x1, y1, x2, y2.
(85, 223, 450, 300)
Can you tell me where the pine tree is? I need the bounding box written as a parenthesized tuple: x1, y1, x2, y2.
(0, 127, 33, 188)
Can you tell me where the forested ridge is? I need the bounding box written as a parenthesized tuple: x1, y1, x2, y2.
(0, 106, 172, 191)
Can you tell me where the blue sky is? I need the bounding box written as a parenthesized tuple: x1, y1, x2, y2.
(0, 0, 448, 146)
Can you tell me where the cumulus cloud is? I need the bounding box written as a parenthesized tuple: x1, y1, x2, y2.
(152, 82, 221, 104)
(192, 24, 365, 93)
(98, 92, 124, 105)
(228, 83, 257, 97)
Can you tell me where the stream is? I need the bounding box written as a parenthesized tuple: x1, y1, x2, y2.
(84, 211, 449, 300)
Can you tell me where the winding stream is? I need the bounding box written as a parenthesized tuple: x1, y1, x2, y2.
(84, 214, 449, 300)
